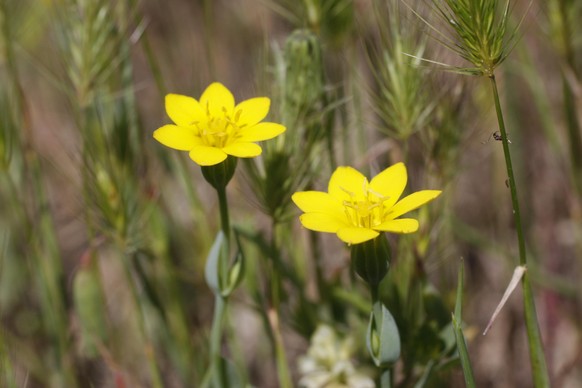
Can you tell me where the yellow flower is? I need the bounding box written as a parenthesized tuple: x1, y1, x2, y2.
(153, 82, 286, 166)
(292, 163, 441, 245)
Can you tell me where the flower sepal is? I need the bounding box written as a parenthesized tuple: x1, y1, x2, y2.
(201, 156, 237, 191)
(351, 235, 391, 286)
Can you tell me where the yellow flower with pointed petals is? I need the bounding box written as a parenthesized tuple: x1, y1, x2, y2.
(292, 163, 441, 245)
(153, 82, 286, 166)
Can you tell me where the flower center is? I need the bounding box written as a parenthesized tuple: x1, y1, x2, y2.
(193, 106, 241, 148)
(342, 181, 389, 229)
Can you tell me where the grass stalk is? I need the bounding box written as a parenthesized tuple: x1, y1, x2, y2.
(272, 320, 292, 388)
(269, 222, 292, 388)
(554, 0, 582, 195)
(489, 75, 550, 387)
(562, 75, 582, 196)
(0, 328, 17, 388)
(118, 250, 164, 388)
(33, 188, 77, 387)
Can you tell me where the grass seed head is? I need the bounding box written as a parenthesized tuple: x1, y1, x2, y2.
(424, 0, 522, 76)
(371, 1, 433, 139)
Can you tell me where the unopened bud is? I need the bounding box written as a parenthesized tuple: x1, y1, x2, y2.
(201, 156, 237, 191)
(351, 235, 391, 286)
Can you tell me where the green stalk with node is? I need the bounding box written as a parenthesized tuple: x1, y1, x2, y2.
(413, 0, 550, 385)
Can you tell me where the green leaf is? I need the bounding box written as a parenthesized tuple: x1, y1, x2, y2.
(219, 231, 246, 298)
(217, 356, 245, 388)
(366, 301, 401, 367)
(452, 260, 476, 388)
(204, 230, 246, 297)
(205, 231, 225, 295)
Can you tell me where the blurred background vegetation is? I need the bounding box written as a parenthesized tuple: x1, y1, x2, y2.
(0, 0, 581, 386)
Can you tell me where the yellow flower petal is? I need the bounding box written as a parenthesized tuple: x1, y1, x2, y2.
(328, 166, 368, 202)
(291, 191, 345, 216)
(238, 123, 286, 142)
(299, 213, 349, 233)
(235, 97, 270, 127)
(165, 94, 205, 126)
(222, 142, 262, 158)
(387, 190, 442, 220)
(374, 218, 419, 234)
(200, 82, 235, 118)
(369, 162, 407, 208)
(153, 125, 200, 151)
(337, 227, 379, 245)
(189, 145, 228, 166)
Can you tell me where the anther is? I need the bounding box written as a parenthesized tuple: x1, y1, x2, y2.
(234, 109, 242, 122)
(340, 186, 355, 198)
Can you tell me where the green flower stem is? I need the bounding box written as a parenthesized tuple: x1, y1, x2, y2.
(224, 308, 250, 384)
(201, 184, 231, 387)
(199, 296, 228, 388)
(216, 182, 232, 297)
(489, 75, 550, 387)
(269, 222, 292, 388)
(370, 284, 392, 388)
(380, 368, 392, 388)
(215, 184, 229, 385)
(216, 185, 230, 246)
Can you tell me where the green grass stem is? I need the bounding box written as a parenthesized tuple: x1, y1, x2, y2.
(490, 75, 550, 387)
(555, 0, 582, 196)
(201, 295, 227, 388)
(269, 223, 292, 388)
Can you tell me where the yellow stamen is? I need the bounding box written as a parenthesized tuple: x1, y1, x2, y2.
(340, 183, 390, 229)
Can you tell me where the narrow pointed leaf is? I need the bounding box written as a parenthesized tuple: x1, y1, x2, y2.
(453, 259, 476, 387)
